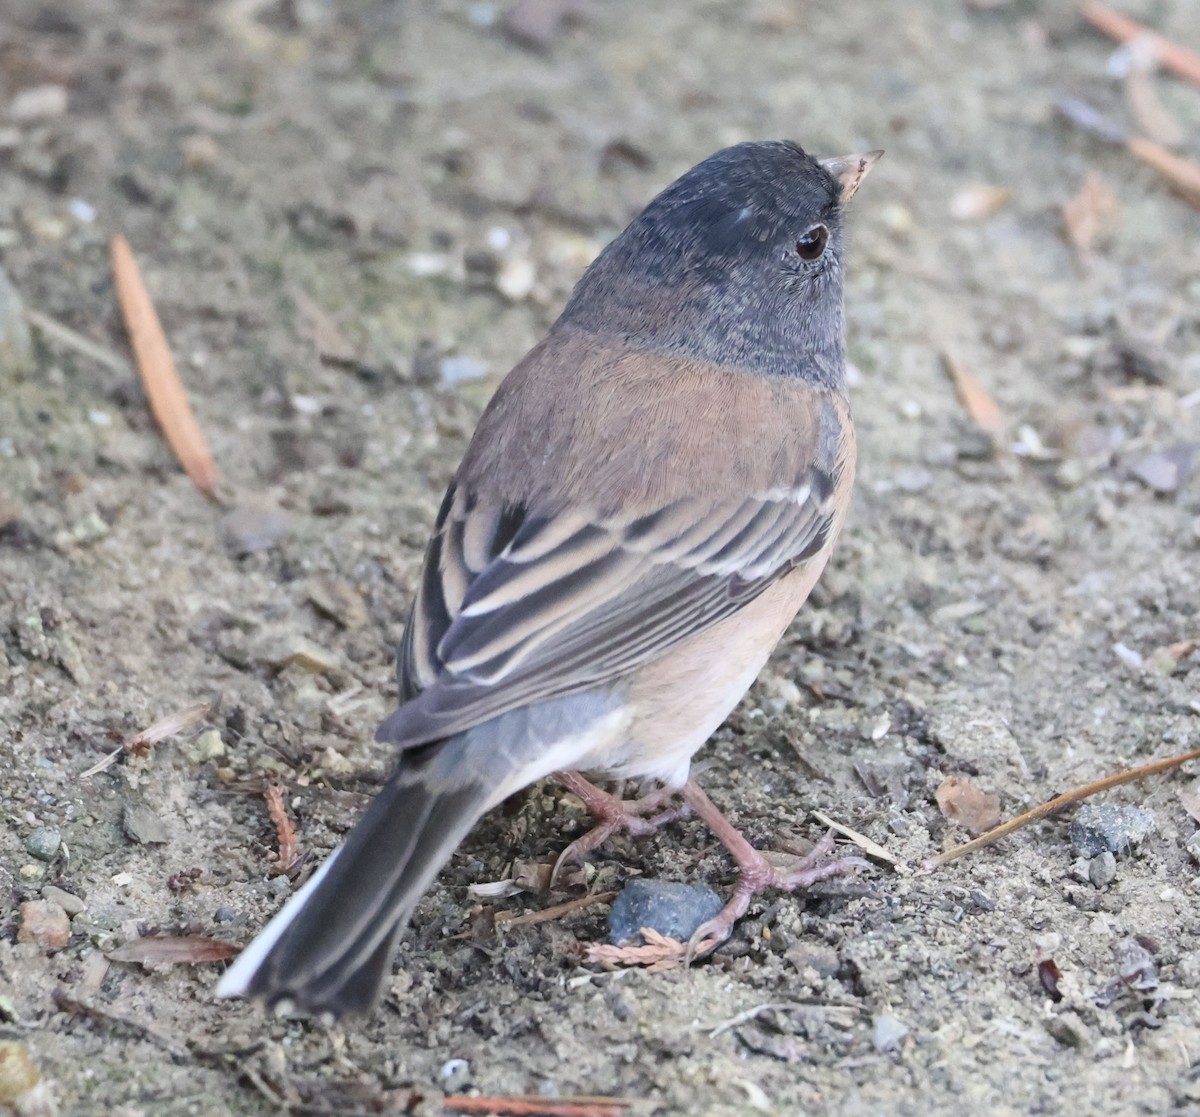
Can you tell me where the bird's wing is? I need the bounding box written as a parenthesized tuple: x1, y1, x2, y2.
(379, 395, 852, 749)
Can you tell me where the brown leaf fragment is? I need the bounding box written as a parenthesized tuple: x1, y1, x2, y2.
(111, 234, 219, 499)
(107, 935, 240, 966)
(1038, 958, 1064, 1002)
(1062, 173, 1121, 257)
(940, 352, 1005, 434)
(936, 775, 1002, 834)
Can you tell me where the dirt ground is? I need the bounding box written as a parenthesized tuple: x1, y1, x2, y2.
(2, 1, 1199, 1114)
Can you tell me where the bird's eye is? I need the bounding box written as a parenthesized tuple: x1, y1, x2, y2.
(795, 224, 828, 261)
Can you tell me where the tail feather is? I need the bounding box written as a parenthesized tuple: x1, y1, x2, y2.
(218, 689, 626, 1017)
(217, 746, 495, 1017)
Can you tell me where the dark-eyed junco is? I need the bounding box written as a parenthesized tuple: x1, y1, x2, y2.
(218, 140, 880, 1016)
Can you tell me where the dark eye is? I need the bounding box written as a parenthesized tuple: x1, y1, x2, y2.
(795, 224, 828, 261)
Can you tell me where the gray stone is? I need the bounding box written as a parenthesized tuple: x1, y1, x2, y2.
(1088, 851, 1117, 888)
(41, 885, 86, 916)
(25, 828, 61, 862)
(872, 1012, 910, 1053)
(123, 804, 169, 845)
(1070, 802, 1156, 858)
(608, 879, 724, 946)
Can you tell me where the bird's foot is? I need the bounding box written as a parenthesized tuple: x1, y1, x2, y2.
(678, 777, 868, 962)
(551, 770, 689, 885)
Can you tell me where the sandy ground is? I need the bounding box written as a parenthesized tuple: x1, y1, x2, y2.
(2, 1, 1199, 1114)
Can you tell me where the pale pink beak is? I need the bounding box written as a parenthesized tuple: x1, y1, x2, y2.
(819, 150, 883, 203)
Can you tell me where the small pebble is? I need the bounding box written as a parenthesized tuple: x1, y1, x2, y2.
(440, 356, 488, 384)
(501, 0, 576, 50)
(306, 574, 369, 629)
(17, 900, 70, 949)
(220, 504, 289, 555)
(1088, 851, 1117, 888)
(41, 885, 86, 917)
(25, 828, 61, 862)
(872, 1012, 910, 1052)
(1044, 1011, 1091, 1050)
(266, 636, 341, 675)
(608, 879, 723, 946)
(494, 256, 536, 301)
(0, 1042, 40, 1104)
(123, 803, 169, 845)
(193, 729, 225, 761)
(1130, 444, 1196, 494)
(9, 84, 68, 121)
(1070, 802, 1156, 858)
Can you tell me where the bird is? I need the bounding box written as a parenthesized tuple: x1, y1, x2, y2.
(217, 139, 880, 1017)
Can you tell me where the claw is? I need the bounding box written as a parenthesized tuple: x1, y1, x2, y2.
(550, 770, 689, 886)
(676, 779, 870, 959)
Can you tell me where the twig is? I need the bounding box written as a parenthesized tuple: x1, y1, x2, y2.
(1123, 134, 1200, 207)
(927, 744, 1200, 868)
(23, 308, 133, 376)
(107, 935, 240, 966)
(443, 1096, 630, 1116)
(263, 783, 301, 875)
(1056, 97, 1200, 210)
(111, 233, 219, 499)
(1079, 0, 1200, 92)
(448, 891, 617, 940)
(80, 700, 212, 777)
(810, 810, 900, 866)
(702, 1000, 861, 1039)
(52, 987, 190, 1058)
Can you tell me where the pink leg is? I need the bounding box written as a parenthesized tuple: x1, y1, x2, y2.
(551, 770, 690, 883)
(679, 777, 868, 961)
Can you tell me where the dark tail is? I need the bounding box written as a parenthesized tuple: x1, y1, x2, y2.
(217, 741, 496, 1017)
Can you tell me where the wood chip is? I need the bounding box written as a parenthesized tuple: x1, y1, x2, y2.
(111, 234, 219, 499)
(941, 352, 1005, 433)
(107, 935, 240, 966)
